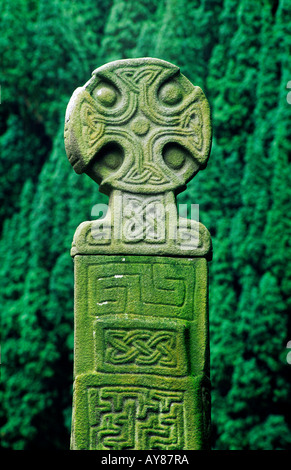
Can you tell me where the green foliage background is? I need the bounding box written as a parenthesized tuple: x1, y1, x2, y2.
(1, 0, 291, 450)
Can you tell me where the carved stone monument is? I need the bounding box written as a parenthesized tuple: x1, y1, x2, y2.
(64, 58, 212, 450)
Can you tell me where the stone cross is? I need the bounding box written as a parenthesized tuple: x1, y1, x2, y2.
(65, 58, 212, 450)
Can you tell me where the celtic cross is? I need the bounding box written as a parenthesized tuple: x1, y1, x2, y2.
(65, 58, 212, 450)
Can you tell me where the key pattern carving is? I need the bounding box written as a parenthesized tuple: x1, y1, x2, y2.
(88, 386, 184, 450)
(87, 261, 195, 319)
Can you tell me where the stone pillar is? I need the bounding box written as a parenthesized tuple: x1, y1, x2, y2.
(64, 58, 212, 450)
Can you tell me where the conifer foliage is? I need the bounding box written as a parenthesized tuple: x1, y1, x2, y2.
(0, 0, 290, 449)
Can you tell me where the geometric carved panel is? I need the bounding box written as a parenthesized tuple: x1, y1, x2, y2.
(94, 317, 188, 376)
(88, 386, 184, 450)
(71, 373, 209, 450)
(87, 257, 196, 320)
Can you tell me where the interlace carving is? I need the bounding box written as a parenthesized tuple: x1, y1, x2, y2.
(104, 329, 176, 367)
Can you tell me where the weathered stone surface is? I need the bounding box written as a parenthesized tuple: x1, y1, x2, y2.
(71, 373, 210, 451)
(71, 254, 210, 450)
(70, 190, 212, 259)
(71, 255, 210, 450)
(65, 58, 212, 450)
